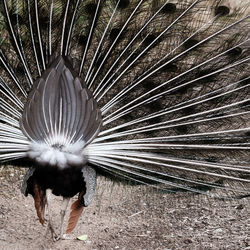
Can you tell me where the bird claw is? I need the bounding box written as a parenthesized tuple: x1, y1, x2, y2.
(44, 221, 58, 240)
(42, 218, 48, 226)
(54, 234, 75, 241)
(53, 234, 61, 241)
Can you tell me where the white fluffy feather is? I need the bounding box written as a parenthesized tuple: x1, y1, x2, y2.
(27, 141, 87, 168)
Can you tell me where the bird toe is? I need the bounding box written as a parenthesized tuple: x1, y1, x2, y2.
(60, 233, 76, 240)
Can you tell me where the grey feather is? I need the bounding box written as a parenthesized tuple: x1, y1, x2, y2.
(21, 167, 35, 196)
(20, 56, 102, 147)
(81, 165, 97, 207)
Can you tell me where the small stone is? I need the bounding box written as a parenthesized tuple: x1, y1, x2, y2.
(184, 238, 192, 244)
(236, 204, 244, 210)
(213, 228, 223, 234)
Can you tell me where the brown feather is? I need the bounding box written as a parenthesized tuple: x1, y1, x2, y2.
(66, 191, 85, 234)
(66, 200, 84, 234)
(33, 182, 47, 225)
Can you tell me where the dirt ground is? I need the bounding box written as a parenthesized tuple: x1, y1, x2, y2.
(1, 166, 250, 250)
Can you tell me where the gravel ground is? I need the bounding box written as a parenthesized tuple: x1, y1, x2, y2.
(1, 166, 250, 250)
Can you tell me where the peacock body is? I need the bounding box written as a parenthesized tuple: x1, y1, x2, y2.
(0, 0, 250, 239)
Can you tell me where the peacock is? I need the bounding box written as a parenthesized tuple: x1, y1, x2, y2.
(0, 0, 250, 240)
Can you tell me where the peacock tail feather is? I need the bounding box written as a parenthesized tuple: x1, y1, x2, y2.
(0, 0, 250, 199)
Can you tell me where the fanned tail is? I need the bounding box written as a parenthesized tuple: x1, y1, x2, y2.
(1, 0, 250, 199)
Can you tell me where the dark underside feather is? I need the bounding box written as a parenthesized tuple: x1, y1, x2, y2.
(24, 166, 86, 197)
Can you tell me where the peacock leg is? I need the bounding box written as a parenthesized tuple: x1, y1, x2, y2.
(55, 197, 70, 240)
(45, 189, 58, 240)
